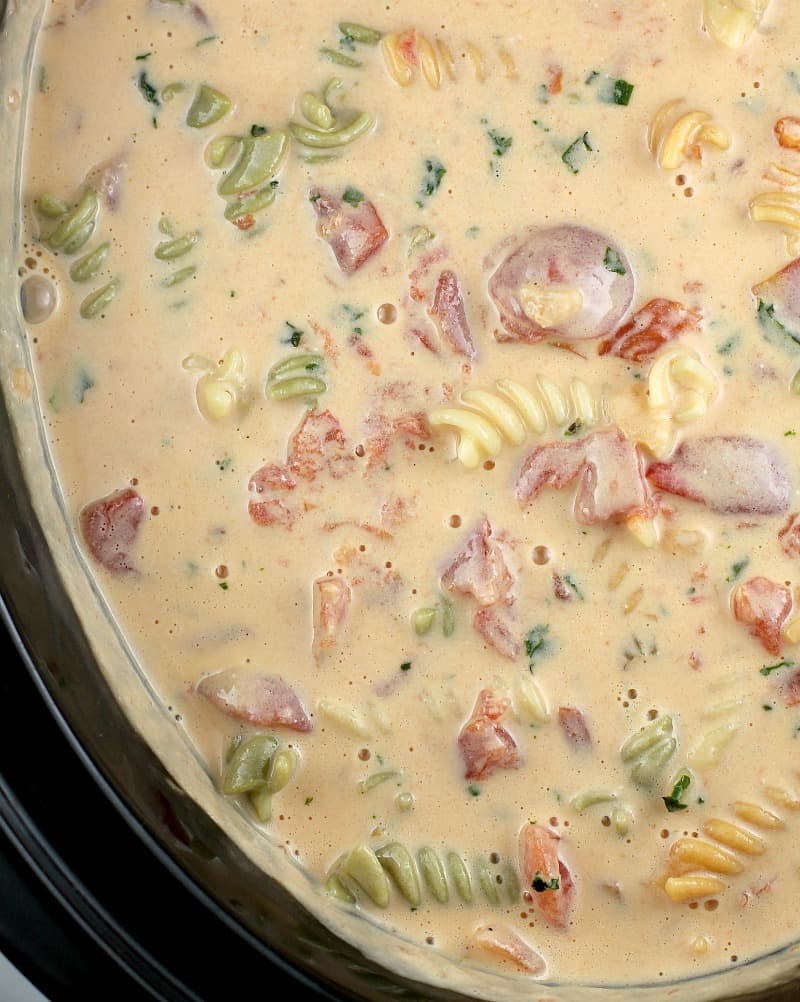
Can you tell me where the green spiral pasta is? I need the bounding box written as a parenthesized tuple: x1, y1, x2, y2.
(620, 714, 677, 788)
(79, 279, 120, 320)
(267, 352, 327, 402)
(186, 84, 232, 128)
(69, 242, 110, 283)
(47, 188, 99, 250)
(221, 734, 298, 823)
(328, 842, 522, 909)
(217, 131, 288, 197)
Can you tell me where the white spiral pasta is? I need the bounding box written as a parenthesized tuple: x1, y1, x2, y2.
(687, 672, 748, 771)
(646, 346, 719, 424)
(380, 30, 516, 89)
(702, 0, 771, 49)
(648, 100, 731, 170)
(515, 674, 550, 725)
(182, 347, 245, 421)
(750, 190, 800, 254)
(428, 376, 606, 469)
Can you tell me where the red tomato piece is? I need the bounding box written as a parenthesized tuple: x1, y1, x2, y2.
(516, 428, 652, 525)
(312, 576, 352, 656)
(598, 298, 702, 362)
(732, 576, 792, 657)
(247, 463, 298, 528)
(429, 270, 476, 359)
(441, 517, 518, 607)
(458, 688, 521, 781)
(518, 822, 575, 929)
(310, 188, 388, 274)
(473, 606, 520, 660)
(557, 706, 591, 747)
(778, 512, 800, 558)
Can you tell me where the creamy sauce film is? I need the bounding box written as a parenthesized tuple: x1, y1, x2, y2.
(14, 0, 800, 993)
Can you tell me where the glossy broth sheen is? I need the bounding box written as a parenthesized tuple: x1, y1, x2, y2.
(17, 0, 800, 991)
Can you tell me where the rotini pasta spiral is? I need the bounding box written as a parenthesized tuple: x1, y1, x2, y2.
(664, 796, 785, 903)
(428, 376, 606, 469)
(620, 714, 677, 788)
(646, 346, 719, 424)
(182, 348, 246, 421)
(687, 672, 747, 771)
(328, 841, 521, 909)
(222, 734, 298, 823)
(36, 186, 121, 319)
(648, 100, 731, 171)
(702, 0, 771, 49)
(380, 29, 516, 89)
(750, 190, 800, 254)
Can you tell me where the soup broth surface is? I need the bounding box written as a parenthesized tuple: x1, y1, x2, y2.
(15, 0, 800, 993)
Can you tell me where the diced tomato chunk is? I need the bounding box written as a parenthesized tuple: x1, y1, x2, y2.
(441, 517, 518, 607)
(79, 487, 145, 573)
(731, 576, 792, 656)
(310, 188, 387, 274)
(247, 463, 298, 528)
(518, 822, 575, 929)
(313, 576, 352, 656)
(458, 688, 520, 780)
(288, 408, 352, 481)
(598, 298, 701, 362)
(429, 270, 476, 359)
(473, 606, 520, 660)
(516, 428, 652, 525)
(557, 706, 591, 747)
(778, 513, 800, 558)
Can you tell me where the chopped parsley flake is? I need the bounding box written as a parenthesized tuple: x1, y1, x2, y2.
(726, 558, 749, 583)
(662, 772, 691, 813)
(75, 369, 95, 404)
(759, 658, 795, 676)
(603, 246, 626, 275)
(417, 157, 447, 208)
(137, 71, 160, 107)
(531, 871, 560, 892)
(717, 333, 741, 356)
(524, 624, 551, 670)
(757, 299, 800, 349)
(284, 322, 304, 346)
(561, 132, 594, 174)
(467, 784, 481, 797)
(612, 79, 635, 106)
(342, 186, 365, 207)
(250, 124, 268, 137)
(400, 661, 412, 672)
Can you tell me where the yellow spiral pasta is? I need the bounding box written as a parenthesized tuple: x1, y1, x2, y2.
(428, 376, 606, 469)
(664, 797, 783, 903)
(182, 347, 245, 421)
(380, 30, 516, 89)
(648, 100, 731, 170)
(702, 0, 771, 49)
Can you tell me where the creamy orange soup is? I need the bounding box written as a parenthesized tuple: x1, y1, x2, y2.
(11, 0, 800, 994)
